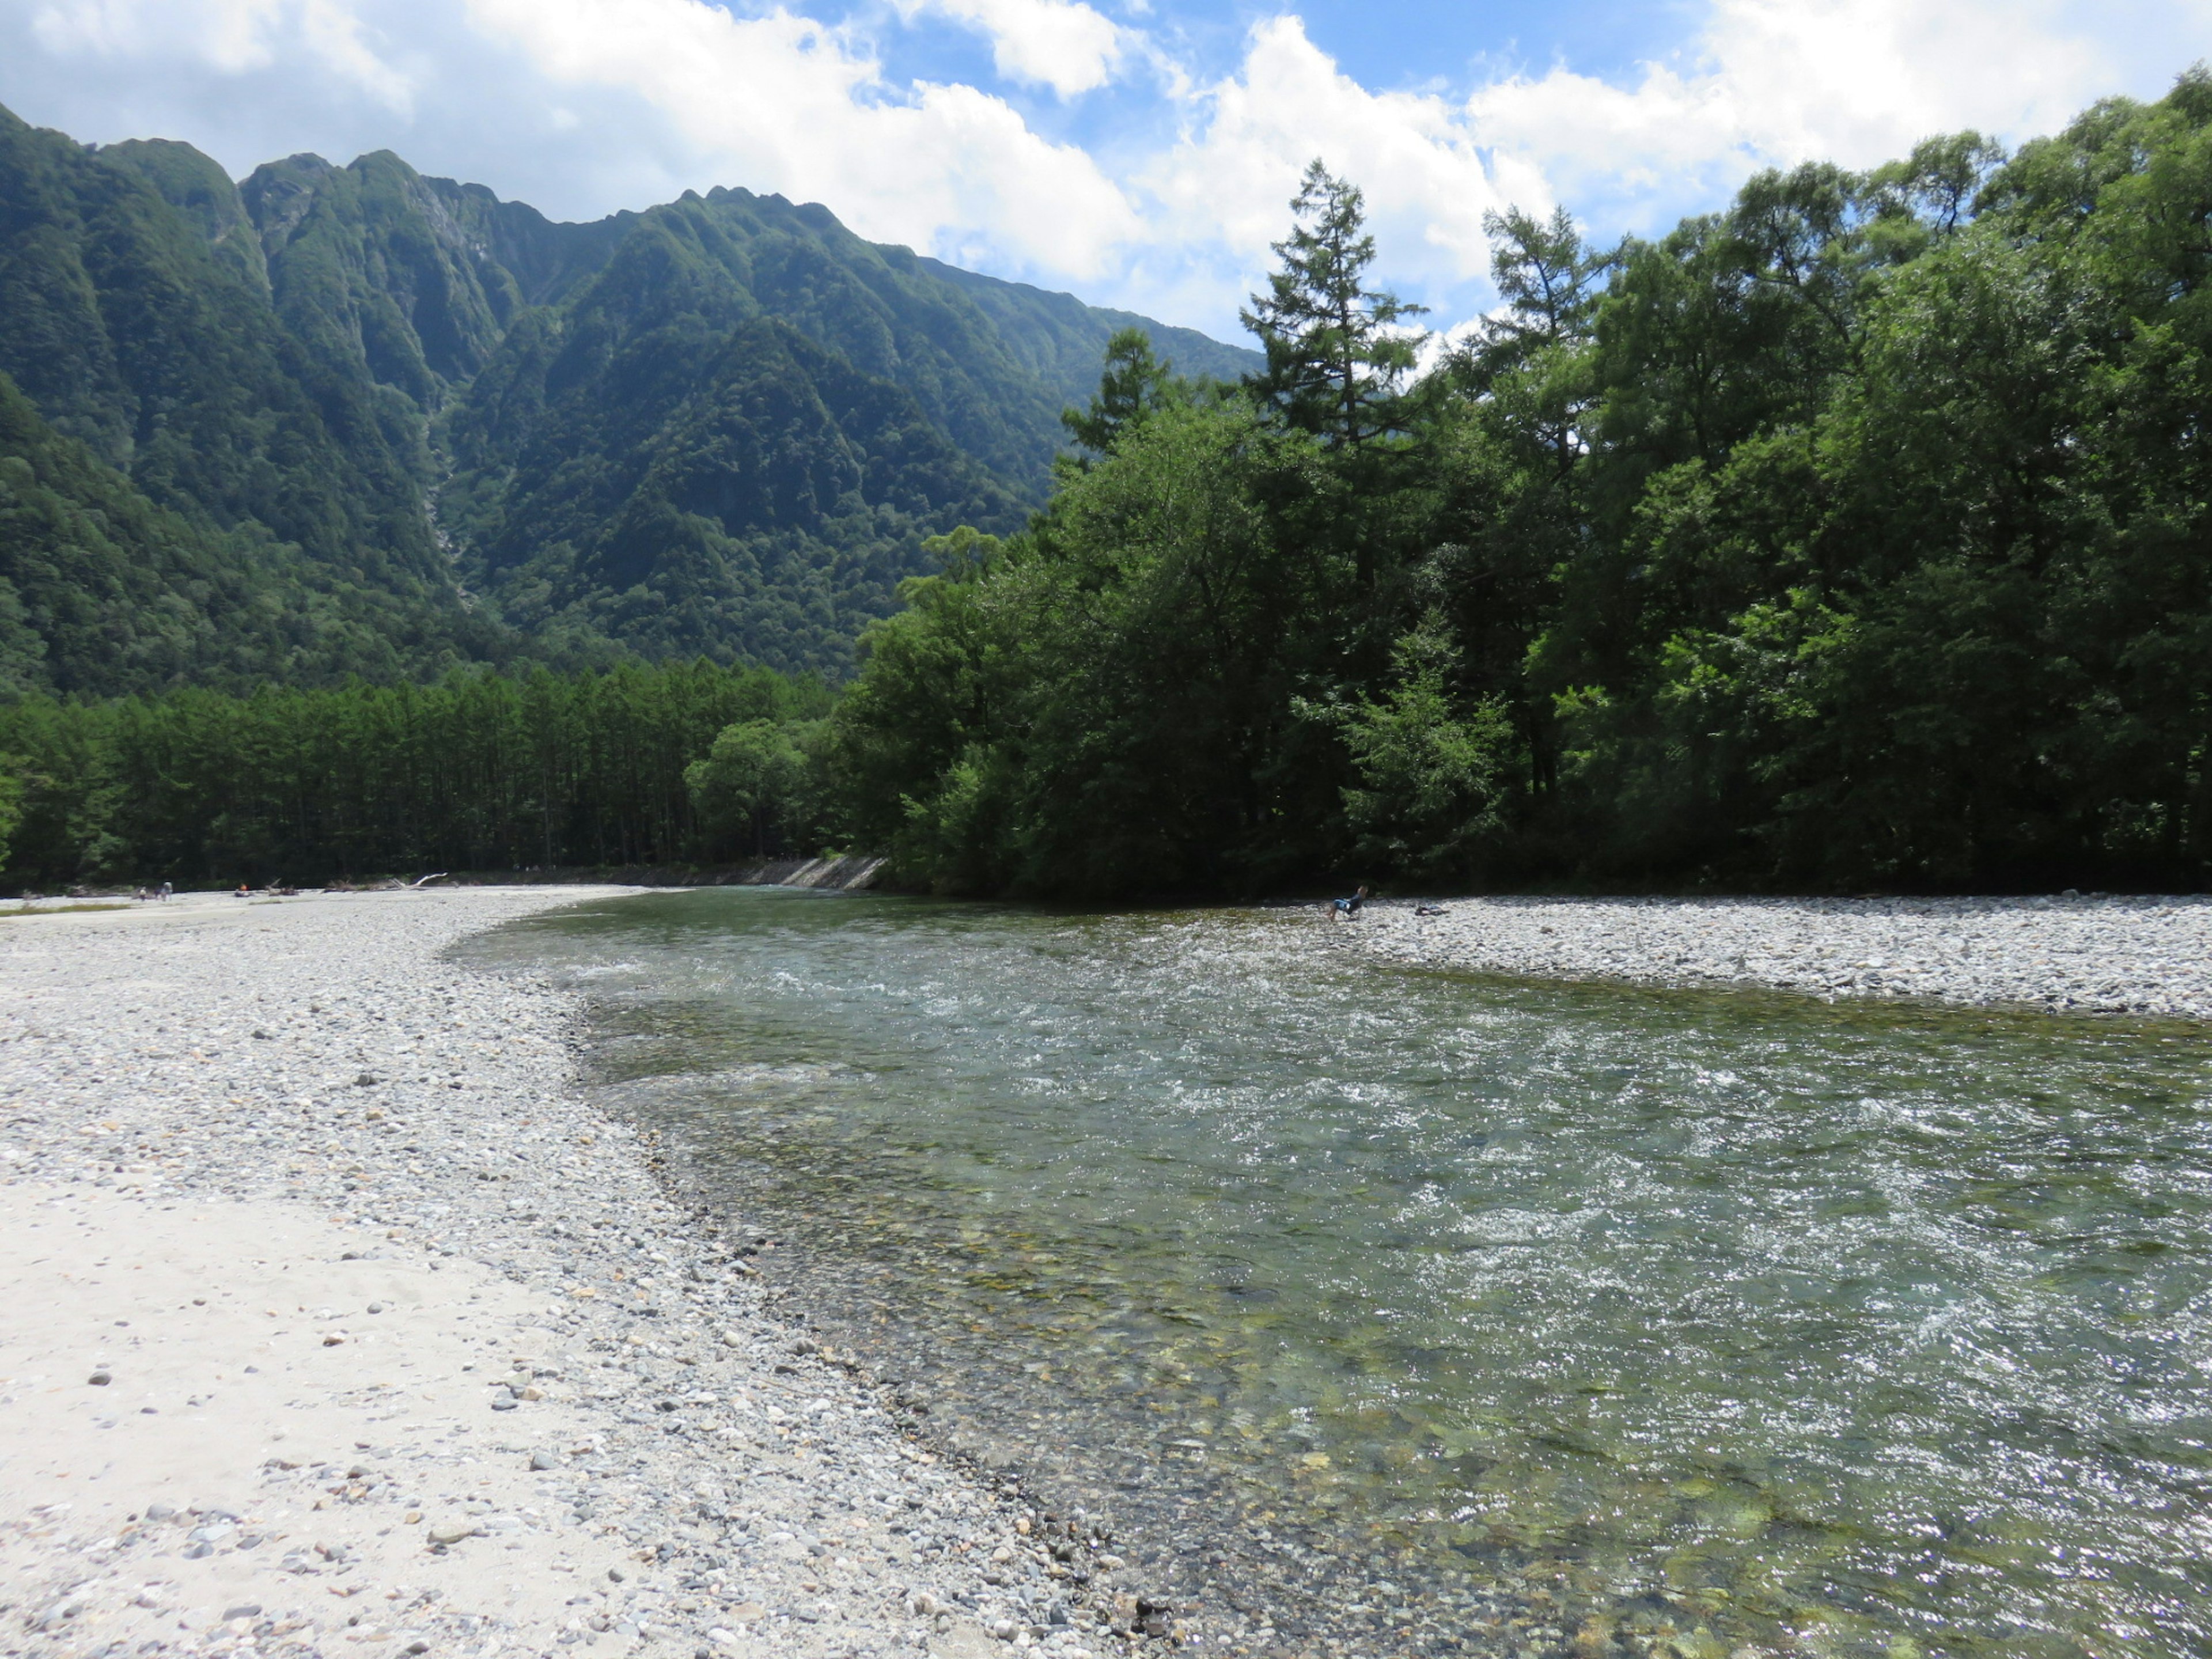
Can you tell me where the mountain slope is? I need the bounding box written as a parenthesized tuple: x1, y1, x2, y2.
(919, 257, 1263, 410)
(438, 192, 1041, 669)
(0, 104, 1263, 685)
(0, 107, 466, 617)
(237, 149, 629, 415)
(456, 314, 1027, 670)
(0, 370, 472, 694)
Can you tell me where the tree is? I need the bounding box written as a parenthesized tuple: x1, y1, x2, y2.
(1867, 131, 2007, 243)
(1241, 161, 1427, 446)
(1460, 206, 1612, 480)
(685, 718, 817, 859)
(1061, 328, 1187, 457)
(0, 755, 20, 877)
(1477, 207, 1610, 365)
(1323, 615, 1516, 882)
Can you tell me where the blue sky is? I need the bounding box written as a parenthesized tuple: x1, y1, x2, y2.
(1, 0, 2205, 340)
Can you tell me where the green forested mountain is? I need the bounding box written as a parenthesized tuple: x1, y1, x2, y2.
(0, 102, 1260, 691)
(434, 185, 1251, 666)
(0, 371, 474, 694)
(0, 106, 498, 687)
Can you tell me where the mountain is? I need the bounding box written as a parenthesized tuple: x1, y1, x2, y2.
(0, 111, 505, 693)
(0, 103, 1262, 690)
(0, 370, 475, 694)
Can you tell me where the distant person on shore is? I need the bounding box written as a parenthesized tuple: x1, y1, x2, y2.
(233, 881, 251, 898)
(159, 881, 172, 902)
(1332, 884, 1369, 920)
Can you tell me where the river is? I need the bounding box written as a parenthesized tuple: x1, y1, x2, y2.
(460, 887, 2212, 1658)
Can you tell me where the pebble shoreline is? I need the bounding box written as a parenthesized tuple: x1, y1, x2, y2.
(0, 890, 1131, 1659)
(1338, 892, 2212, 1020)
(9, 884, 2208, 1659)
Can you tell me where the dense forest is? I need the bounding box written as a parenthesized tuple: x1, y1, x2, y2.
(827, 73, 2212, 896)
(0, 661, 827, 885)
(3, 73, 2209, 896)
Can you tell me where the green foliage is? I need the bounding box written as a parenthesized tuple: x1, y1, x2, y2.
(840, 73, 2212, 897)
(685, 717, 826, 858)
(1324, 617, 1514, 883)
(0, 752, 20, 872)
(834, 397, 1356, 896)
(1060, 327, 1188, 457)
(1242, 161, 1427, 446)
(0, 660, 824, 887)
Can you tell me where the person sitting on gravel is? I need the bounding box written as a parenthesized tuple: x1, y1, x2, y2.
(1332, 884, 1370, 919)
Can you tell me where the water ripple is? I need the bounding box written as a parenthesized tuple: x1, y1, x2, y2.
(465, 889, 2212, 1658)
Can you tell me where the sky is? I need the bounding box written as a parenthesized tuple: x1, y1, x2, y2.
(1, 0, 2206, 341)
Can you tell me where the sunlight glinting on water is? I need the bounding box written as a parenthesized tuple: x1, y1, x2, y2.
(466, 888, 2212, 1658)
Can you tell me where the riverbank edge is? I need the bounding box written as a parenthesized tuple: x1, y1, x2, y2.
(20, 857, 885, 902)
(0, 889, 1133, 1659)
(1331, 891, 2212, 1021)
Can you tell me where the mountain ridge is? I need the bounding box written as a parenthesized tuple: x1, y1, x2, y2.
(0, 103, 1261, 687)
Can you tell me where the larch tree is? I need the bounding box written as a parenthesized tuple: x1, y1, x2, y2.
(1060, 327, 1187, 459)
(1241, 161, 1426, 446)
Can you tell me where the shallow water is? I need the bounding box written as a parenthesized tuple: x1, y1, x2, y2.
(464, 888, 2212, 1658)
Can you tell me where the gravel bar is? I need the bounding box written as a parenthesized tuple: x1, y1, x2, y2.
(1335, 892, 2212, 1019)
(0, 888, 1115, 1659)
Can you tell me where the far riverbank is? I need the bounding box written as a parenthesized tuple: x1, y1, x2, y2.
(1331, 892, 2212, 1019)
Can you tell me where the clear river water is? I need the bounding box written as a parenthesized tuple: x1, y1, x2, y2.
(462, 887, 2212, 1659)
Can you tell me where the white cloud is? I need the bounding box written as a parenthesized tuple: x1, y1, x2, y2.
(464, 0, 1139, 276)
(912, 0, 1124, 97)
(1145, 17, 1548, 311)
(7, 0, 2211, 338)
(31, 0, 414, 108)
(1127, 0, 2212, 331)
(1459, 0, 2145, 221)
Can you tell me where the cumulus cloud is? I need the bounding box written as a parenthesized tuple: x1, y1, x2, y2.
(1131, 0, 2212, 328)
(465, 0, 1138, 276)
(1461, 0, 2144, 219)
(1145, 18, 1547, 305)
(910, 0, 1125, 97)
(4, 0, 2209, 336)
(31, 0, 415, 107)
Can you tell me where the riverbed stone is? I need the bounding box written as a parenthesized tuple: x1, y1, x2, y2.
(0, 888, 1074, 1659)
(1344, 893, 2212, 1018)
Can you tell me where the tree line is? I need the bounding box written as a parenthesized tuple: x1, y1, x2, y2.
(5, 73, 2209, 897)
(831, 74, 2212, 896)
(0, 661, 830, 887)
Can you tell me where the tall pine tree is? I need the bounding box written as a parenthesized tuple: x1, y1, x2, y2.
(1241, 161, 1426, 446)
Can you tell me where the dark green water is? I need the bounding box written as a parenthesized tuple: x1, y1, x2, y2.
(463, 888, 2212, 1658)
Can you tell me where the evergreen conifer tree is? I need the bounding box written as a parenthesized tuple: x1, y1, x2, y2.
(1060, 327, 1186, 457)
(1241, 161, 1426, 445)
